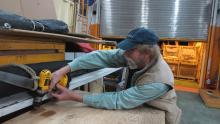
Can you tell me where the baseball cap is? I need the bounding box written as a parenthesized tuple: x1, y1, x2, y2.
(117, 27, 159, 50)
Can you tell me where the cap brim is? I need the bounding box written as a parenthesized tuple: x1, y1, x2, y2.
(117, 39, 136, 50)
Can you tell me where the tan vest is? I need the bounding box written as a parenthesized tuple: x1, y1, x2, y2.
(131, 55, 182, 124)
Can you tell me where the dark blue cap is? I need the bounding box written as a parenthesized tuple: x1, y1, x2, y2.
(117, 27, 159, 50)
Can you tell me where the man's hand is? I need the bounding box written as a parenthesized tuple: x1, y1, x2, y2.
(49, 65, 71, 91)
(50, 70, 63, 91)
(51, 84, 83, 102)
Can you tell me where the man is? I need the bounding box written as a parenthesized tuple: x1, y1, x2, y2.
(50, 27, 182, 124)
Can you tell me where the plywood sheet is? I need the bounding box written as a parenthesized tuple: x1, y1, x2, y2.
(4, 100, 165, 124)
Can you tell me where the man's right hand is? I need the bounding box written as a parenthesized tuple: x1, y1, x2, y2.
(49, 65, 71, 91)
(50, 70, 63, 91)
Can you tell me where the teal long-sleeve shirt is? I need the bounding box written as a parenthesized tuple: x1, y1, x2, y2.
(68, 49, 170, 109)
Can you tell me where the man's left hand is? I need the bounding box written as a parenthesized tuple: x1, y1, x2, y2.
(51, 84, 83, 102)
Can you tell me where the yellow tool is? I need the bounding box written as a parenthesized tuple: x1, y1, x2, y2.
(39, 69, 68, 91)
(34, 69, 68, 105)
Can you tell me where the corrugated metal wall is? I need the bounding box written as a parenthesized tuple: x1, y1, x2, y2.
(100, 0, 211, 40)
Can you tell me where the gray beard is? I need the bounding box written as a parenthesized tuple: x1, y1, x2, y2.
(125, 57, 138, 69)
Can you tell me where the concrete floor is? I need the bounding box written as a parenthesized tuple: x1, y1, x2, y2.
(177, 91, 220, 124)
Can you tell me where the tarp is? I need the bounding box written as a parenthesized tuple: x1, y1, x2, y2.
(0, 10, 69, 34)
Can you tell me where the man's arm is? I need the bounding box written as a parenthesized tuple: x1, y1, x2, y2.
(50, 49, 126, 90)
(52, 83, 170, 109)
(68, 49, 127, 72)
(83, 83, 170, 109)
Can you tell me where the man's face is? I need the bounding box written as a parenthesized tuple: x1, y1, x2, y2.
(124, 48, 150, 69)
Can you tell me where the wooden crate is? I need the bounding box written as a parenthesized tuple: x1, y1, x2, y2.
(164, 57, 179, 64)
(179, 46, 198, 65)
(98, 44, 116, 50)
(167, 63, 179, 77)
(178, 64, 197, 79)
(163, 45, 180, 58)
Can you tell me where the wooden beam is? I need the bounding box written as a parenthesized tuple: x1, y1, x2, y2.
(67, 32, 99, 39)
(200, 25, 214, 89)
(218, 27, 220, 90)
(0, 29, 116, 45)
(0, 41, 64, 51)
(0, 53, 64, 64)
(201, 26, 220, 89)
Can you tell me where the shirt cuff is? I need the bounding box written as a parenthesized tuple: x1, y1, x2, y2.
(68, 61, 79, 72)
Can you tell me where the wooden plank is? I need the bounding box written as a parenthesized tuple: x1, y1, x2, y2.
(68, 32, 99, 39)
(0, 50, 59, 56)
(200, 26, 220, 89)
(199, 43, 207, 88)
(217, 27, 220, 90)
(0, 35, 64, 44)
(0, 53, 64, 64)
(200, 26, 215, 88)
(196, 43, 205, 86)
(199, 89, 220, 108)
(100, 35, 126, 39)
(4, 96, 165, 124)
(0, 41, 65, 51)
(0, 29, 116, 45)
(208, 26, 219, 89)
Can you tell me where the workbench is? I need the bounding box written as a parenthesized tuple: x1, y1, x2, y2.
(3, 95, 165, 124)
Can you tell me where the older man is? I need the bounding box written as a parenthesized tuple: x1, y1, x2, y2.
(50, 27, 182, 124)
